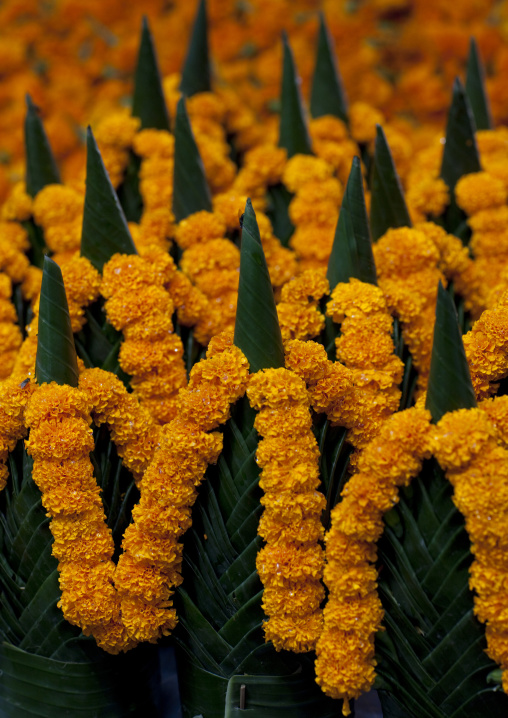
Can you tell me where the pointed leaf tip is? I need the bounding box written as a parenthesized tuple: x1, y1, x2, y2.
(132, 16, 170, 131)
(310, 13, 348, 124)
(234, 199, 284, 373)
(466, 37, 493, 132)
(440, 77, 481, 192)
(370, 124, 411, 241)
(279, 33, 312, 158)
(80, 128, 137, 272)
(36, 256, 79, 387)
(425, 282, 476, 423)
(327, 156, 376, 290)
(172, 97, 212, 222)
(24, 94, 61, 198)
(180, 0, 211, 97)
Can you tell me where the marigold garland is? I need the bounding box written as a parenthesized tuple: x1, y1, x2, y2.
(101, 251, 187, 424)
(0, 376, 35, 490)
(24, 382, 135, 654)
(326, 278, 403, 462)
(315, 407, 432, 715)
(373, 226, 444, 391)
(113, 332, 249, 643)
(0, 273, 22, 379)
(431, 406, 508, 695)
(247, 366, 325, 653)
(277, 269, 329, 342)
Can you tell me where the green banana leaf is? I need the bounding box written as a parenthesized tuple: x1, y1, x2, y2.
(233, 199, 284, 373)
(425, 282, 476, 422)
(0, 440, 160, 717)
(376, 457, 508, 717)
(439, 78, 481, 240)
(310, 13, 348, 124)
(278, 32, 312, 158)
(327, 156, 376, 291)
(24, 94, 61, 199)
(370, 125, 411, 242)
(35, 256, 79, 387)
(172, 97, 212, 222)
(132, 17, 171, 132)
(80, 128, 137, 273)
(180, 0, 211, 97)
(266, 183, 294, 248)
(465, 38, 492, 132)
(23, 94, 59, 268)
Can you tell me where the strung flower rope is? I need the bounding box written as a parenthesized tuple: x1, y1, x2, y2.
(463, 289, 508, 400)
(0, 220, 31, 286)
(247, 367, 325, 653)
(101, 251, 187, 424)
(373, 226, 444, 392)
(309, 116, 361, 187)
(277, 269, 329, 342)
(0, 273, 22, 380)
(0, 376, 35, 491)
(78, 367, 161, 482)
(113, 331, 249, 643)
(315, 407, 432, 715)
(431, 407, 508, 695)
(326, 279, 403, 464)
(1, 183, 33, 223)
(24, 382, 135, 654)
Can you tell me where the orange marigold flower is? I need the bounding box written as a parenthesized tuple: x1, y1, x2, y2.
(455, 171, 507, 216)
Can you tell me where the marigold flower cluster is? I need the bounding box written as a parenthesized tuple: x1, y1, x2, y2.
(309, 116, 362, 187)
(134, 127, 175, 252)
(59, 256, 102, 333)
(0, 376, 34, 490)
(0, 273, 22, 379)
(78, 367, 161, 482)
(463, 289, 508, 400)
(431, 406, 508, 694)
(456, 172, 508, 311)
(24, 382, 135, 654)
(247, 366, 325, 653)
(113, 332, 249, 643)
(285, 154, 342, 272)
(234, 143, 286, 202)
(32, 184, 84, 264)
(326, 279, 403, 461)
(0, 221, 30, 287)
(315, 407, 432, 715)
(178, 213, 240, 342)
(1, 184, 33, 223)
(277, 269, 329, 341)
(101, 252, 187, 424)
(374, 226, 444, 391)
(94, 112, 141, 189)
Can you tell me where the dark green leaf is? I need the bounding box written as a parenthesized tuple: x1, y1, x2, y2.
(310, 13, 348, 124)
(132, 17, 171, 131)
(22, 219, 47, 270)
(116, 152, 142, 223)
(35, 256, 79, 387)
(266, 183, 294, 247)
(180, 0, 211, 97)
(465, 38, 492, 132)
(376, 460, 507, 717)
(24, 95, 61, 198)
(425, 282, 476, 423)
(440, 78, 481, 239)
(370, 125, 411, 241)
(234, 199, 284, 373)
(172, 97, 212, 222)
(80, 128, 137, 272)
(327, 156, 376, 290)
(278, 32, 312, 158)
